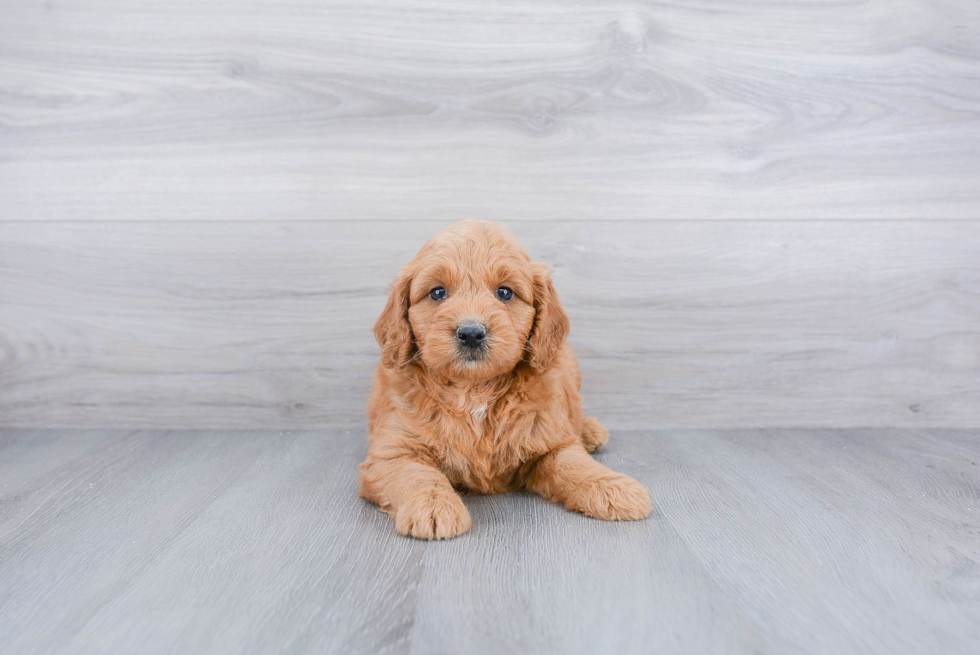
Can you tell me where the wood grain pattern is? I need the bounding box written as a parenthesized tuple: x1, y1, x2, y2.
(644, 429, 980, 654)
(2, 220, 978, 429)
(1, 0, 979, 221)
(1, 428, 978, 654)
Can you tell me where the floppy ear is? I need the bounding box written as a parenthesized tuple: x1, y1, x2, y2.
(526, 262, 570, 373)
(373, 269, 415, 369)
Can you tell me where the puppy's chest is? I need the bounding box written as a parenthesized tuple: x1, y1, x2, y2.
(432, 400, 528, 493)
(468, 401, 489, 426)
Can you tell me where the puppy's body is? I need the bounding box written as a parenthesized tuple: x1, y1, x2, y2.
(359, 220, 651, 539)
(367, 342, 595, 495)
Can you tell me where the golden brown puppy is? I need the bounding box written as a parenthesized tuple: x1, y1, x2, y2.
(359, 220, 651, 539)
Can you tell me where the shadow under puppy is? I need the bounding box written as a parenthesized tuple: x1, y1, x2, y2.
(359, 220, 651, 539)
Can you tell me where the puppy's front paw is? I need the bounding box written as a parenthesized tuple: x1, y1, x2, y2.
(581, 416, 610, 453)
(395, 489, 472, 540)
(576, 475, 652, 521)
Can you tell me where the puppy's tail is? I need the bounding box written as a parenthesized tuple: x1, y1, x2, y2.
(581, 416, 609, 453)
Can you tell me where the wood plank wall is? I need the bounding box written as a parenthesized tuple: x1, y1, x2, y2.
(1, 1, 978, 428)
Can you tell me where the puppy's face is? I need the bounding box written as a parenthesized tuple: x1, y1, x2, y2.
(375, 220, 569, 382)
(407, 231, 536, 382)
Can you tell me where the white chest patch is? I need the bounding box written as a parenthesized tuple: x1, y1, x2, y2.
(469, 403, 488, 425)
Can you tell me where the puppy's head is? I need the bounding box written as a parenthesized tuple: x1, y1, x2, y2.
(374, 220, 569, 381)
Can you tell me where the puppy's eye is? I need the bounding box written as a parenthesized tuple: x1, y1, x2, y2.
(496, 286, 514, 301)
(429, 287, 448, 301)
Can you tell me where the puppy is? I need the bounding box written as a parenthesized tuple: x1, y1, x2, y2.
(359, 220, 651, 539)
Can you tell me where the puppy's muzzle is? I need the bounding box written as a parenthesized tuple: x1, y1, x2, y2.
(455, 322, 488, 350)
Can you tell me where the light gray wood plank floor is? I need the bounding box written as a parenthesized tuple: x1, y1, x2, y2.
(2, 428, 978, 655)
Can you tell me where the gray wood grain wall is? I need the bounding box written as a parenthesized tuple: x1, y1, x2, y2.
(1, 0, 979, 429)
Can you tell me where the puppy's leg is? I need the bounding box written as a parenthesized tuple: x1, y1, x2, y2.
(358, 456, 471, 540)
(580, 416, 609, 453)
(525, 443, 651, 521)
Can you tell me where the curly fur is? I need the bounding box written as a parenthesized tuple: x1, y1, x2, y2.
(359, 220, 651, 539)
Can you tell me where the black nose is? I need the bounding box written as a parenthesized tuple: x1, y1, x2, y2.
(455, 323, 487, 349)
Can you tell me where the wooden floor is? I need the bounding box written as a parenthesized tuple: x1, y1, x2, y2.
(1, 428, 978, 655)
